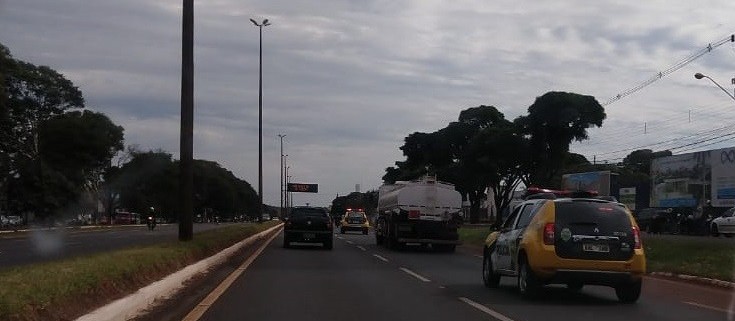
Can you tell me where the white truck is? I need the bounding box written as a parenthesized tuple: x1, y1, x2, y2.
(375, 176, 463, 252)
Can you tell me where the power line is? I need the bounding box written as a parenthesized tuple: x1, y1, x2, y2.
(591, 130, 735, 164)
(583, 123, 735, 157)
(601, 34, 735, 107)
(677, 135, 735, 153)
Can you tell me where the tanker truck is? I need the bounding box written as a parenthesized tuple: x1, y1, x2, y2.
(375, 176, 463, 252)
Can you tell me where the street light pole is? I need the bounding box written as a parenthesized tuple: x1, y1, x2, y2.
(250, 18, 270, 220)
(277, 134, 286, 218)
(694, 72, 735, 102)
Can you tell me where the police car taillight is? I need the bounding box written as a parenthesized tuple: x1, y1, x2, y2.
(543, 223, 555, 245)
(632, 226, 642, 249)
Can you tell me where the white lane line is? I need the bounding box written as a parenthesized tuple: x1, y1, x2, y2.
(399, 267, 431, 282)
(683, 301, 729, 313)
(473, 255, 483, 259)
(356, 245, 366, 251)
(373, 254, 389, 262)
(336, 236, 344, 240)
(459, 297, 516, 321)
(346, 240, 354, 245)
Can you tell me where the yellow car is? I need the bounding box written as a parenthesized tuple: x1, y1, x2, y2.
(340, 210, 370, 235)
(482, 196, 646, 303)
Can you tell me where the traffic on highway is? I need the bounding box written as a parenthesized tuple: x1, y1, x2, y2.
(2, 1, 735, 321)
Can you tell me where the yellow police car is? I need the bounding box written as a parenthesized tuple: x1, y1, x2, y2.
(340, 209, 370, 235)
(482, 191, 646, 303)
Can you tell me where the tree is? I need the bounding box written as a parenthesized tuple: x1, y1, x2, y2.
(383, 105, 511, 223)
(113, 151, 259, 222)
(0, 44, 12, 214)
(467, 123, 528, 226)
(40, 110, 124, 186)
(622, 149, 672, 175)
(1, 43, 124, 220)
(515, 92, 606, 187)
(6, 58, 84, 161)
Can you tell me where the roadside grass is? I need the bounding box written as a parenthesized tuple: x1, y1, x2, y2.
(643, 235, 734, 282)
(459, 226, 734, 282)
(458, 225, 492, 248)
(0, 221, 279, 321)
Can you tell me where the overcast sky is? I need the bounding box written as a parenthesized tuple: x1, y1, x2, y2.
(2, 1, 735, 207)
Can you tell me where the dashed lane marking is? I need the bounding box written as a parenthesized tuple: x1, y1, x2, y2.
(683, 301, 729, 314)
(473, 255, 483, 259)
(458, 297, 516, 321)
(346, 240, 354, 245)
(373, 254, 389, 262)
(399, 267, 431, 282)
(356, 245, 366, 251)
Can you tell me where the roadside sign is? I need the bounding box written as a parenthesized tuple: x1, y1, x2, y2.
(288, 183, 318, 193)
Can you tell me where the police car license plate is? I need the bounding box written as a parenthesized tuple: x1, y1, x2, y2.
(303, 233, 315, 239)
(583, 243, 610, 253)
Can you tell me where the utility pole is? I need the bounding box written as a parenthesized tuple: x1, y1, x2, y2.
(278, 134, 286, 218)
(179, 0, 194, 241)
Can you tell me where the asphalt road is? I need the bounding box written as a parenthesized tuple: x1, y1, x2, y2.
(0, 223, 233, 268)
(195, 229, 733, 321)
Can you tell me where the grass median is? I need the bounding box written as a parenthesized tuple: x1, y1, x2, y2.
(0, 221, 280, 321)
(459, 226, 734, 282)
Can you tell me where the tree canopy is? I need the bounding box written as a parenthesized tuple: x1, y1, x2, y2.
(383, 93, 606, 224)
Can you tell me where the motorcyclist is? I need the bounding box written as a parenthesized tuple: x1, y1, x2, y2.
(147, 207, 156, 230)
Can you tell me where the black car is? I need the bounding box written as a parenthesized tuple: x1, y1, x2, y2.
(634, 208, 669, 233)
(283, 207, 334, 249)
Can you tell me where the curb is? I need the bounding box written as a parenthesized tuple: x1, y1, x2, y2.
(649, 271, 735, 289)
(75, 223, 283, 321)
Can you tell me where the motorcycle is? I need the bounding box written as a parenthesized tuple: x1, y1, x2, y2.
(147, 216, 156, 230)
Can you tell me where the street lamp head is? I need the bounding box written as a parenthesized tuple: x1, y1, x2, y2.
(250, 18, 259, 26)
(694, 72, 705, 80)
(263, 19, 270, 26)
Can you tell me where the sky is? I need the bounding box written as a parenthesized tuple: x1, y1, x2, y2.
(1, 0, 735, 207)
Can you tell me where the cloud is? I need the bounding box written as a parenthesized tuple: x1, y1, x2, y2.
(2, 0, 735, 206)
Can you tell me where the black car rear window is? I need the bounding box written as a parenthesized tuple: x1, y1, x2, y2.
(290, 208, 328, 218)
(554, 200, 632, 231)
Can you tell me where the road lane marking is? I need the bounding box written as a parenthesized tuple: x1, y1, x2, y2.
(336, 236, 344, 240)
(356, 245, 366, 251)
(683, 301, 729, 313)
(438, 285, 446, 289)
(373, 254, 389, 262)
(458, 297, 516, 321)
(473, 255, 483, 259)
(346, 240, 354, 245)
(399, 267, 431, 282)
(181, 229, 280, 321)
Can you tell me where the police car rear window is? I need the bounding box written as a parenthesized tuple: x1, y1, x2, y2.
(554, 200, 631, 231)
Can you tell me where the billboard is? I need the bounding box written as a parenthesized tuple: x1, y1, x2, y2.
(619, 187, 636, 210)
(561, 171, 612, 195)
(711, 148, 735, 207)
(287, 183, 319, 193)
(650, 147, 735, 208)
